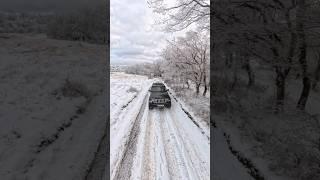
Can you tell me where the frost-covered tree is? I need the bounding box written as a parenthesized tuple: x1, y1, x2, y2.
(148, 0, 210, 31)
(212, 0, 320, 112)
(212, 0, 320, 111)
(162, 31, 209, 95)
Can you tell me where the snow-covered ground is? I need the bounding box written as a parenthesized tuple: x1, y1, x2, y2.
(165, 79, 255, 179)
(110, 72, 210, 180)
(0, 33, 106, 179)
(110, 72, 153, 179)
(212, 66, 320, 180)
(213, 128, 254, 180)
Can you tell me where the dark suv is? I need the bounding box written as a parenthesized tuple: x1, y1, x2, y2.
(148, 83, 171, 109)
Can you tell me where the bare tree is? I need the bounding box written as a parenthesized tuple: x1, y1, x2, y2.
(148, 0, 210, 31)
(296, 0, 310, 110)
(312, 51, 320, 90)
(162, 31, 209, 95)
(213, 0, 300, 112)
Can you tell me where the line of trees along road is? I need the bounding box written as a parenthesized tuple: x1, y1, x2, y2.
(213, 0, 320, 112)
(136, 0, 320, 112)
(148, 0, 210, 96)
(161, 31, 209, 96)
(144, 1, 320, 178)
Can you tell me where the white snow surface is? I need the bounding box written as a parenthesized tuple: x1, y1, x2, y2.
(0, 33, 106, 179)
(110, 73, 210, 180)
(110, 72, 153, 179)
(212, 127, 254, 180)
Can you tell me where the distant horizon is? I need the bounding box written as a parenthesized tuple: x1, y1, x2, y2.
(110, 59, 153, 66)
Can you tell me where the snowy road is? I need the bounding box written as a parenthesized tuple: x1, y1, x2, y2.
(140, 108, 210, 180)
(110, 73, 256, 180)
(111, 83, 210, 180)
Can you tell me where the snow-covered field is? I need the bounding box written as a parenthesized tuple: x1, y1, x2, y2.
(110, 72, 210, 180)
(0, 33, 106, 179)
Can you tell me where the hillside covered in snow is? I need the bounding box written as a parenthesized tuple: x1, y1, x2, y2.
(0, 33, 107, 179)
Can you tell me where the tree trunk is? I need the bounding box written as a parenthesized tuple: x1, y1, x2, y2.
(275, 70, 286, 112)
(203, 74, 207, 96)
(243, 55, 255, 87)
(297, 77, 311, 110)
(312, 53, 320, 90)
(283, 8, 297, 78)
(203, 84, 208, 96)
(296, 0, 310, 110)
(196, 83, 200, 95)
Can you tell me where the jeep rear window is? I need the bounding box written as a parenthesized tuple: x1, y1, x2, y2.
(150, 86, 165, 92)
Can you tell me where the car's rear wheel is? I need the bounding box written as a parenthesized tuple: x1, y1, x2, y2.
(149, 104, 154, 110)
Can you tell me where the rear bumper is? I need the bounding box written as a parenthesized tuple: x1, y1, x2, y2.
(149, 102, 171, 108)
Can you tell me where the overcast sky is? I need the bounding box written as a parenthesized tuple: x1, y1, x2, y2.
(110, 0, 171, 65)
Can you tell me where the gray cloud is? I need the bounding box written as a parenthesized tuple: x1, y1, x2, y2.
(110, 0, 168, 64)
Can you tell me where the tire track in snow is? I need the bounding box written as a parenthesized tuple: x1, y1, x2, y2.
(137, 109, 171, 180)
(167, 109, 210, 179)
(153, 110, 170, 180)
(141, 110, 156, 180)
(162, 110, 202, 180)
(155, 109, 180, 180)
(138, 105, 209, 180)
(114, 93, 148, 180)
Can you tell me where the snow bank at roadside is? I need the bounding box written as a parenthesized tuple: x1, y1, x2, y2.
(213, 127, 254, 180)
(163, 82, 210, 139)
